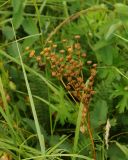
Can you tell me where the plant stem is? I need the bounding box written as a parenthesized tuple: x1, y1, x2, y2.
(87, 112, 96, 160)
(73, 102, 84, 160)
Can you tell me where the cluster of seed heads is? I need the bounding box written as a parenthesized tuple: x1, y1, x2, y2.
(29, 35, 97, 134)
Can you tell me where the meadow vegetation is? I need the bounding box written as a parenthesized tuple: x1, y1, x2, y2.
(0, 0, 128, 160)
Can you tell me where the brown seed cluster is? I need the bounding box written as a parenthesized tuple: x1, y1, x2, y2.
(29, 35, 97, 134)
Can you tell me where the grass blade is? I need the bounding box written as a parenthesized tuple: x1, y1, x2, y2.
(11, 20, 45, 153)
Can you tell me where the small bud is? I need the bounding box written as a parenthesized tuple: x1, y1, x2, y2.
(36, 56, 41, 61)
(74, 35, 81, 39)
(62, 39, 67, 43)
(93, 63, 97, 68)
(91, 90, 96, 95)
(29, 50, 35, 58)
(52, 44, 57, 48)
(80, 125, 85, 133)
(66, 85, 71, 90)
(59, 50, 65, 54)
(74, 43, 81, 49)
(67, 47, 73, 53)
(25, 46, 30, 51)
(48, 40, 53, 44)
(44, 48, 50, 52)
(52, 72, 56, 77)
(66, 55, 72, 61)
(87, 61, 92, 65)
(67, 77, 72, 82)
(82, 53, 87, 58)
(9, 81, 16, 90)
(77, 77, 83, 83)
(6, 94, 11, 102)
(59, 57, 64, 62)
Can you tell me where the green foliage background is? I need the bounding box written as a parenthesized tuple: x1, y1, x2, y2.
(0, 0, 128, 160)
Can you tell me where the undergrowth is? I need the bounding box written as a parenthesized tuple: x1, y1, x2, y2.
(0, 0, 128, 160)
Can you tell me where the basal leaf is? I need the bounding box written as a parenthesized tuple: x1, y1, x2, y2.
(22, 18, 39, 35)
(90, 100, 108, 128)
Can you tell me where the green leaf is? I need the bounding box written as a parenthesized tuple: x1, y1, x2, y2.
(12, 0, 25, 29)
(93, 40, 110, 51)
(2, 26, 14, 40)
(105, 21, 122, 40)
(114, 3, 128, 16)
(90, 100, 108, 128)
(116, 142, 128, 158)
(96, 46, 115, 65)
(12, 10, 24, 29)
(11, 0, 24, 13)
(7, 43, 22, 58)
(22, 36, 39, 49)
(116, 96, 128, 113)
(108, 143, 128, 160)
(22, 18, 39, 35)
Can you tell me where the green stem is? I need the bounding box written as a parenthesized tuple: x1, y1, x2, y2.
(32, 0, 43, 43)
(73, 103, 84, 159)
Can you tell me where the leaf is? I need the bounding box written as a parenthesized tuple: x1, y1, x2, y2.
(7, 43, 22, 58)
(96, 46, 115, 65)
(2, 26, 14, 40)
(12, 0, 25, 29)
(105, 21, 122, 40)
(12, 10, 24, 29)
(114, 3, 128, 15)
(22, 18, 39, 35)
(22, 36, 39, 49)
(93, 40, 110, 51)
(108, 143, 128, 160)
(90, 100, 108, 128)
(116, 96, 128, 113)
(116, 142, 128, 158)
(11, 0, 23, 13)
(52, 87, 74, 126)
